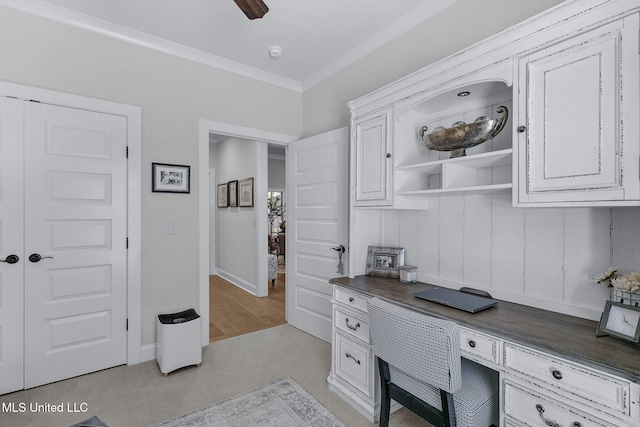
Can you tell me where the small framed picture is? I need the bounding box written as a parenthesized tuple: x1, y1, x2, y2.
(152, 163, 190, 193)
(217, 183, 228, 208)
(596, 300, 640, 344)
(239, 177, 254, 207)
(228, 180, 238, 207)
(365, 246, 405, 278)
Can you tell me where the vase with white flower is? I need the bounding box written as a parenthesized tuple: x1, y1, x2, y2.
(592, 267, 640, 307)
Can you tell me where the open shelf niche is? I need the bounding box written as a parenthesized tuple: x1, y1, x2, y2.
(393, 80, 513, 209)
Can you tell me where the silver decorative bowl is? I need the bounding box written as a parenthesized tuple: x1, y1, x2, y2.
(419, 106, 508, 158)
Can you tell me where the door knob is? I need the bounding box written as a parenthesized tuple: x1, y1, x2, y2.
(332, 245, 345, 253)
(29, 253, 54, 263)
(0, 254, 19, 264)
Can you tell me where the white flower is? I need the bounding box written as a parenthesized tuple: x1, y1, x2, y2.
(611, 272, 640, 292)
(592, 266, 618, 287)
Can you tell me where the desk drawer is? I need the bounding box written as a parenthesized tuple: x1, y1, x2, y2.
(335, 307, 370, 343)
(334, 332, 372, 397)
(459, 327, 499, 365)
(504, 380, 617, 427)
(504, 343, 629, 414)
(334, 286, 370, 313)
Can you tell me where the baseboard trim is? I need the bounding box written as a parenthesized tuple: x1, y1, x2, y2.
(217, 269, 258, 296)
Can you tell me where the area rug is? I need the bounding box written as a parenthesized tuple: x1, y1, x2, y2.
(154, 377, 345, 427)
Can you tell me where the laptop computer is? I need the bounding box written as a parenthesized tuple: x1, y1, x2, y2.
(414, 287, 499, 313)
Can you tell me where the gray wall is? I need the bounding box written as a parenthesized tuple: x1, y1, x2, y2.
(215, 138, 258, 287)
(301, 0, 565, 137)
(0, 0, 568, 347)
(0, 6, 301, 346)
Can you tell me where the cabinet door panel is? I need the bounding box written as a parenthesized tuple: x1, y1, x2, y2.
(516, 16, 640, 205)
(353, 110, 392, 206)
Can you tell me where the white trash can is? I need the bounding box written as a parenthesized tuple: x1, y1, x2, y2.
(156, 309, 202, 376)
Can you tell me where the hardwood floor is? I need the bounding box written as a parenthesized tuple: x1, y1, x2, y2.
(209, 272, 286, 342)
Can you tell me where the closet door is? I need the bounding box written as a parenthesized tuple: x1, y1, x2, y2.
(23, 102, 128, 389)
(0, 97, 25, 395)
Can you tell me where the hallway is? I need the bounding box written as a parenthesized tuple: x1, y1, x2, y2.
(209, 273, 286, 342)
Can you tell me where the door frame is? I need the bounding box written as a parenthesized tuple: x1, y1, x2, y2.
(198, 120, 296, 344)
(0, 81, 142, 365)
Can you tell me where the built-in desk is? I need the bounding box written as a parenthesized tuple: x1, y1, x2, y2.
(328, 276, 640, 426)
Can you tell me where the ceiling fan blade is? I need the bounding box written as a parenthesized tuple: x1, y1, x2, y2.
(233, 0, 269, 20)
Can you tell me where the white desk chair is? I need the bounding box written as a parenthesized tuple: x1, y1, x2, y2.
(367, 297, 498, 427)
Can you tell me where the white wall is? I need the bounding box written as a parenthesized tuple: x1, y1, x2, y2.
(268, 157, 286, 190)
(353, 201, 640, 321)
(0, 6, 303, 346)
(215, 137, 258, 292)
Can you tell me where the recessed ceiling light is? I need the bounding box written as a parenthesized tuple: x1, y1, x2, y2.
(457, 91, 471, 97)
(268, 46, 283, 59)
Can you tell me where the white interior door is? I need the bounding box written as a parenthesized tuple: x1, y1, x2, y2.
(286, 127, 348, 343)
(0, 97, 25, 394)
(22, 102, 128, 388)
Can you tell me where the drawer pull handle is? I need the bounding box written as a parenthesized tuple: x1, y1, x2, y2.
(345, 318, 360, 331)
(348, 297, 354, 303)
(536, 404, 560, 427)
(468, 340, 476, 348)
(551, 370, 563, 380)
(345, 353, 361, 365)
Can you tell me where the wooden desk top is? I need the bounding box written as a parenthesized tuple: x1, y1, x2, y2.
(330, 275, 640, 382)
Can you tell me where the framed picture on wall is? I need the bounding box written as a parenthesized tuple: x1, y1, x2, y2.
(217, 183, 228, 208)
(152, 163, 190, 193)
(228, 180, 238, 207)
(239, 177, 254, 207)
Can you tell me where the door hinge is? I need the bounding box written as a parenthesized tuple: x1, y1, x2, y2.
(126, 319, 129, 331)
(126, 146, 129, 158)
(126, 237, 129, 249)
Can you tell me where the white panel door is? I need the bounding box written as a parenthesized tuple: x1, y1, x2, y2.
(287, 127, 349, 343)
(0, 97, 25, 394)
(23, 102, 128, 388)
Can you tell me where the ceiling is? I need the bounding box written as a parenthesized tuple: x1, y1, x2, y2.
(5, 0, 460, 91)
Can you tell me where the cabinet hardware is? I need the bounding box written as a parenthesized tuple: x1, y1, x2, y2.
(536, 403, 560, 427)
(551, 369, 563, 380)
(468, 340, 476, 348)
(345, 353, 361, 365)
(0, 254, 19, 264)
(345, 318, 360, 331)
(517, 125, 526, 133)
(386, 153, 391, 158)
(349, 297, 354, 303)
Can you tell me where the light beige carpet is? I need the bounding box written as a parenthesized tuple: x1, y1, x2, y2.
(0, 324, 429, 427)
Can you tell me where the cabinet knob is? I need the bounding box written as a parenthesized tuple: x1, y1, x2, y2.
(517, 125, 526, 133)
(386, 153, 391, 158)
(468, 340, 476, 348)
(551, 369, 563, 380)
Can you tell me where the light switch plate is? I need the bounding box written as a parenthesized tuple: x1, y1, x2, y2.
(163, 221, 179, 235)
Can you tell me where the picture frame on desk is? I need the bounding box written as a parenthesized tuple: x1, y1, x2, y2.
(596, 300, 640, 344)
(365, 246, 405, 279)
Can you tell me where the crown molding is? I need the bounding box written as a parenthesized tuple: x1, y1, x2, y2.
(0, 0, 303, 92)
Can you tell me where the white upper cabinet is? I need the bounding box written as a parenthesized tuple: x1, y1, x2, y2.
(514, 14, 640, 206)
(349, 0, 640, 210)
(352, 108, 393, 207)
